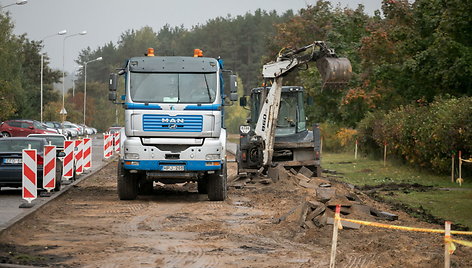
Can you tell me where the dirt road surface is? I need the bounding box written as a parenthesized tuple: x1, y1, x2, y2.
(0, 158, 471, 267)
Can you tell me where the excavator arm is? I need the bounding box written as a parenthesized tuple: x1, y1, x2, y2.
(254, 41, 352, 167)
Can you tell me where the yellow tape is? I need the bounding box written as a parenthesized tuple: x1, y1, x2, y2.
(460, 158, 472, 163)
(445, 237, 457, 255)
(340, 217, 472, 235)
(452, 238, 472, 248)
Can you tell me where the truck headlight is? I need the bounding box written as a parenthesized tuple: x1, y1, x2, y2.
(125, 153, 140, 160)
(205, 154, 220, 160)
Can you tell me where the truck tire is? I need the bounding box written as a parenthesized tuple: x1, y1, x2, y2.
(117, 161, 138, 200)
(197, 178, 208, 194)
(207, 159, 227, 201)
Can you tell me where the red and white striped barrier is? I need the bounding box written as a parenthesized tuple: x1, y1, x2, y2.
(22, 148, 37, 203)
(114, 132, 120, 152)
(108, 133, 113, 158)
(63, 140, 74, 180)
(43, 145, 56, 192)
(103, 133, 109, 159)
(83, 137, 92, 170)
(104, 133, 113, 159)
(75, 139, 83, 175)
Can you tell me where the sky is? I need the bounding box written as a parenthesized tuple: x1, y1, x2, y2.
(4, 0, 382, 73)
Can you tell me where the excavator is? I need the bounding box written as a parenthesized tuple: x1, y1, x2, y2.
(237, 41, 352, 176)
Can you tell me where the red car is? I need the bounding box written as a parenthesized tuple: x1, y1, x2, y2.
(0, 120, 57, 137)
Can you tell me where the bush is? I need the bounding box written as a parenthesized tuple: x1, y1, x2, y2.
(356, 97, 472, 174)
(320, 122, 357, 152)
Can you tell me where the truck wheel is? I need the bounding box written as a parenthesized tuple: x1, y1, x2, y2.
(207, 160, 227, 201)
(197, 177, 208, 194)
(117, 161, 138, 200)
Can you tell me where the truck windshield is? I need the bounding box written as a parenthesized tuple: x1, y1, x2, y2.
(130, 72, 217, 103)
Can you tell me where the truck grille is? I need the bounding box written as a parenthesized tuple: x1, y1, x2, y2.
(143, 114, 203, 132)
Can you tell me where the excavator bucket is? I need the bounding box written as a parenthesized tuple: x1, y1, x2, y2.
(316, 57, 352, 87)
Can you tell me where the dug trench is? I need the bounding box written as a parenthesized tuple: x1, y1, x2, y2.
(0, 156, 471, 267)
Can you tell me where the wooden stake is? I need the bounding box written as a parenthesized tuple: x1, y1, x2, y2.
(329, 205, 341, 268)
(354, 139, 358, 160)
(444, 221, 451, 268)
(383, 142, 387, 167)
(458, 151, 463, 186)
(451, 154, 455, 183)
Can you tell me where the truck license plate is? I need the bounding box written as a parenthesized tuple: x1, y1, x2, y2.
(162, 165, 184, 171)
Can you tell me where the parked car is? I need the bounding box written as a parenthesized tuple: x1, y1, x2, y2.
(63, 122, 83, 136)
(44, 121, 65, 136)
(0, 120, 57, 137)
(79, 124, 95, 135)
(0, 137, 63, 191)
(27, 134, 66, 153)
(63, 127, 78, 138)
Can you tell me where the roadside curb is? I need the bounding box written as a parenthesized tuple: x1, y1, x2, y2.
(0, 156, 117, 235)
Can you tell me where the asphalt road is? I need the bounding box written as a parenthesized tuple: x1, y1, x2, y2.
(0, 135, 111, 231)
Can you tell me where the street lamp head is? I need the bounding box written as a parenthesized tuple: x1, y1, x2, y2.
(58, 30, 67, 35)
(79, 30, 87, 35)
(16, 0, 28, 5)
(96, 57, 103, 61)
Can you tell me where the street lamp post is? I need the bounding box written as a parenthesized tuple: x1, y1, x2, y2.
(0, 0, 28, 9)
(83, 57, 102, 125)
(61, 30, 87, 123)
(40, 29, 67, 123)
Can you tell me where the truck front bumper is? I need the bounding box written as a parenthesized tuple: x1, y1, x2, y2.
(123, 159, 221, 171)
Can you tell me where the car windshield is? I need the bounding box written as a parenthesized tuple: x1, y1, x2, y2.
(29, 136, 65, 147)
(0, 140, 44, 152)
(130, 72, 217, 103)
(33, 121, 46, 130)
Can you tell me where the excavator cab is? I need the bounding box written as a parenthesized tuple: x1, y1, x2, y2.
(239, 86, 321, 174)
(249, 86, 307, 136)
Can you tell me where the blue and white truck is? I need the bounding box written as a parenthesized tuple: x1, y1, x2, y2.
(109, 48, 237, 201)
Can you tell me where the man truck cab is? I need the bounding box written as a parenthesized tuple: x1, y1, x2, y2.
(109, 49, 237, 201)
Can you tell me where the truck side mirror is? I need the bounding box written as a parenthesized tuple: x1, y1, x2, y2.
(109, 73, 118, 91)
(239, 96, 247, 107)
(230, 75, 237, 90)
(109, 91, 117, 102)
